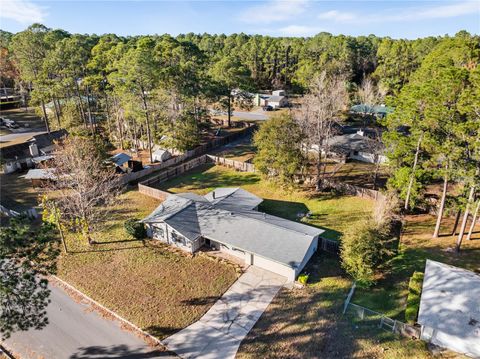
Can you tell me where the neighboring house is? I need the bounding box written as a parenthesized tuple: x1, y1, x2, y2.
(418, 260, 480, 358)
(253, 93, 288, 109)
(152, 149, 172, 163)
(315, 130, 386, 164)
(1, 129, 67, 174)
(142, 187, 324, 281)
(350, 104, 393, 118)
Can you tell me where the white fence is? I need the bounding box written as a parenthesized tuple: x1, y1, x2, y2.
(342, 283, 420, 338)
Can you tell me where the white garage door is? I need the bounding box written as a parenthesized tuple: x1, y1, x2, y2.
(252, 255, 295, 281)
(219, 243, 246, 261)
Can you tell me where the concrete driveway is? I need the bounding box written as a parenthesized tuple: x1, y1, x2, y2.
(163, 266, 287, 359)
(3, 282, 172, 359)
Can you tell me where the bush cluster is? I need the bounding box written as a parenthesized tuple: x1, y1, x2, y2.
(124, 219, 146, 239)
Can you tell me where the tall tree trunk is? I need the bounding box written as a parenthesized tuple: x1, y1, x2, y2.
(433, 165, 449, 238)
(466, 200, 480, 242)
(405, 133, 423, 210)
(74, 81, 87, 128)
(104, 93, 113, 136)
(227, 93, 232, 128)
(85, 85, 95, 136)
(316, 140, 323, 191)
(40, 99, 50, 134)
(140, 89, 153, 164)
(457, 185, 476, 245)
(450, 209, 462, 236)
(52, 97, 61, 128)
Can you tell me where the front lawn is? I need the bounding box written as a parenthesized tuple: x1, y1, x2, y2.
(352, 214, 480, 320)
(56, 190, 238, 339)
(157, 164, 375, 242)
(237, 253, 435, 359)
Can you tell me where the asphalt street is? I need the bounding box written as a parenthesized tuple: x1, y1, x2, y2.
(2, 282, 174, 359)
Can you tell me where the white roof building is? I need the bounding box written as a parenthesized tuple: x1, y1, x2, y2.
(418, 260, 480, 358)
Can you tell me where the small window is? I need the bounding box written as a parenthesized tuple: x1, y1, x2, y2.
(153, 226, 164, 239)
(353, 151, 359, 156)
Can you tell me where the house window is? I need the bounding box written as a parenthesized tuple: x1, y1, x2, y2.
(353, 151, 359, 156)
(153, 226, 164, 239)
(171, 232, 185, 246)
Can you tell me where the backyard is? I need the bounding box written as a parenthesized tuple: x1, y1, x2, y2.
(352, 214, 480, 321)
(156, 164, 375, 242)
(56, 189, 239, 339)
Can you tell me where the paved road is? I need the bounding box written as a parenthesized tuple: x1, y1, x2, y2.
(0, 128, 46, 142)
(163, 267, 286, 359)
(232, 111, 268, 121)
(3, 282, 172, 359)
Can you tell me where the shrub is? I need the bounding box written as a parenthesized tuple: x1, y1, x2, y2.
(298, 273, 309, 285)
(340, 220, 393, 287)
(124, 219, 146, 239)
(405, 271, 424, 324)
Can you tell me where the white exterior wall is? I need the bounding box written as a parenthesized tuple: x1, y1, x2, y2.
(148, 223, 196, 254)
(252, 255, 296, 282)
(218, 243, 246, 261)
(349, 152, 387, 164)
(421, 326, 480, 358)
(295, 236, 318, 277)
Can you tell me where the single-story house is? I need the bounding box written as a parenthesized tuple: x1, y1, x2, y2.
(350, 104, 394, 118)
(142, 187, 324, 281)
(315, 130, 386, 164)
(418, 260, 480, 358)
(1, 129, 67, 174)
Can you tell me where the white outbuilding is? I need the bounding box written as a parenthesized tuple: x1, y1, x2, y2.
(152, 149, 172, 163)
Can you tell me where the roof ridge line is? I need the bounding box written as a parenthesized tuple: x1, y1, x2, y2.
(233, 210, 319, 237)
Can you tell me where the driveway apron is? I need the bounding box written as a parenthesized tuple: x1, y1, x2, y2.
(162, 266, 287, 359)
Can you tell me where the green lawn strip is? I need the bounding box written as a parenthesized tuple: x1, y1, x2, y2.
(57, 190, 238, 339)
(158, 164, 374, 242)
(405, 272, 424, 324)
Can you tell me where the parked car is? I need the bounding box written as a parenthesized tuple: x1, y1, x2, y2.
(262, 105, 273, 111)
(3, 118, 20, 129)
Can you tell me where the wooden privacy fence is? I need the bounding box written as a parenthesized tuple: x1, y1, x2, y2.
(120, 125, 257, 185)
(206, 155, 256, 172)
(319, 237, 340, 255)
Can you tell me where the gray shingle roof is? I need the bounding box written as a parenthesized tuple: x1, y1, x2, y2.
(204, 187, 263, 212)
(143, 188, 324, 267)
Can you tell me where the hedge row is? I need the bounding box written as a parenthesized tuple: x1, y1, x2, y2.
(405, 271, 424, 324)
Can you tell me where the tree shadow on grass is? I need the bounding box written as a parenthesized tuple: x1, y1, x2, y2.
(69, 245, 146, 254)
(181, 296, 219, 306)
(156, 164, 260, 192)
(70, 344, 172, 359)
(143, 325, 181, 340)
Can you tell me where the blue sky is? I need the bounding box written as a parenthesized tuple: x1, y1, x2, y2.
(0, 0, 479, 39)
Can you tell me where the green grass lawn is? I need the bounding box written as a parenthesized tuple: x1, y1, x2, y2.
(352, 214, 480, 321)
(0, 172, 40, 211)
(157, 164, 374, 241)
(237, 253, 436, 359)
(57, 190, 238, 339)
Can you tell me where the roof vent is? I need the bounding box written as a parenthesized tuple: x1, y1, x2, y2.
(212, 191, 215, 199)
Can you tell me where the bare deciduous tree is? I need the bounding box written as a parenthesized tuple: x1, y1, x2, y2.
(295, 71, 348, 190)
(49, 137, 120, 245)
